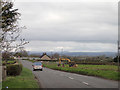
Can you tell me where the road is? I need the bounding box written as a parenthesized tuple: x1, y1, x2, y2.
(20, 60, 118, 88)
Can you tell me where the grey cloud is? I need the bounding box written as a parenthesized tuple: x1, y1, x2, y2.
(24, 41, 117, 52)
(13, 2, 118, 52)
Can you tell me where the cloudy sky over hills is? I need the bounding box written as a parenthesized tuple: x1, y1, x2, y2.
(14, 0, 118, 52)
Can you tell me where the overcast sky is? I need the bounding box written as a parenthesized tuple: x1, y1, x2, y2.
(13, 0, 118, 52)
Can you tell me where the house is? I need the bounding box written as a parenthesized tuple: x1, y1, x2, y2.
(40, 53, 51, 60)
(51, 56, 57, 60)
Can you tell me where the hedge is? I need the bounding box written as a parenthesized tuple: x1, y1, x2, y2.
(7, 64, 22, 76)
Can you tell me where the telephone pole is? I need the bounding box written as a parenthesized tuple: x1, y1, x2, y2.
(118, 40, 120, 90)
(118, 41, 120, 64)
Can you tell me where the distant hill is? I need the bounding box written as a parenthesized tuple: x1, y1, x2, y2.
(28, 51, 117, 57)
(62, 52, 117, 57)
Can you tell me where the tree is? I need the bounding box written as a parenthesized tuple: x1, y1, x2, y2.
(53, 53, 60, 58)
(0, 1, 29, 61)
(113, 56, 120, 63)
(1, 1, 29, 52)
(29, 54, 41, 57)
(14, 50, 28, 57)
(2, 51, 11, 61)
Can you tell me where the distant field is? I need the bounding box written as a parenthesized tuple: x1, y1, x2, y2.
(43, 62, 119, 81)
(2, 67, 39, 88)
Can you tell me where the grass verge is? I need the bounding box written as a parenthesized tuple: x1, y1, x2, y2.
(43, 62, 119, 81)
(2, 67, 39, 88)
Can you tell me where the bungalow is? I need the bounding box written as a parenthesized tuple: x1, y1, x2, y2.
(40, 53, 51, 60)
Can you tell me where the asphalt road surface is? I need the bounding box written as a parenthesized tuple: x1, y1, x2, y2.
(20, 60, 118, 88)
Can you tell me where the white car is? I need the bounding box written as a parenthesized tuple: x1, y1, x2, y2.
(32, 62, 43, 71)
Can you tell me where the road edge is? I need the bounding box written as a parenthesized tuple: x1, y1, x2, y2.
(34, 74, 43, 88)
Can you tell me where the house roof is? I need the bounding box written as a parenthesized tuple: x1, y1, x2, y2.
(40, 53, 51, 59)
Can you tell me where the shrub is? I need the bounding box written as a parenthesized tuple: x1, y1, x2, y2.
(7, 64, 22, 76)
(7, 60, 16, 64)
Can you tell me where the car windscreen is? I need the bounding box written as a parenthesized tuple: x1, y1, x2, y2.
(34, 63, 42, 66)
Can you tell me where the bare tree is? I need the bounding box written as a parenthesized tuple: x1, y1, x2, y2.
(0, 1, 29, 53)
(0, 1, 29, 61)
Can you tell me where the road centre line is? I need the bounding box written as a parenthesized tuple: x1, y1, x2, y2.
(73, 74, 87, 77)
(68, 77, 74, 79)
(82, 82, 89, 85)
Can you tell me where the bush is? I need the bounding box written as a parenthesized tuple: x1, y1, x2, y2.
(7, 60, 16, 64)
(7, 64, 22, 76)
(113, 56, 120, 63)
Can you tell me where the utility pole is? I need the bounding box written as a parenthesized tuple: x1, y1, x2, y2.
(118, 40, 120, 90)
(118, 2, 120, 90)
(118, 40, 120, 65)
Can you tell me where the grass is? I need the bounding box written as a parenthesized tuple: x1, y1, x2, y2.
(43, 62, 119, 81)
(7, 60, 16, 64)
(28, 60, 36, 63)
(2, 67, 39, 88)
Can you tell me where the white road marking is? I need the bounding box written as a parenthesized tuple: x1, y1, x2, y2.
(82, 82, 89, 85)
(73, 74, 82, 76)
(68, 77, 74, 79)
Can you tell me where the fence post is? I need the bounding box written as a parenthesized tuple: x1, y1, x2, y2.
(2, 66, 6, 81)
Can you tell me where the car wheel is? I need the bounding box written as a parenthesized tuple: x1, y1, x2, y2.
(40, 69, 43, 71)
(33, 69, 35, 71)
